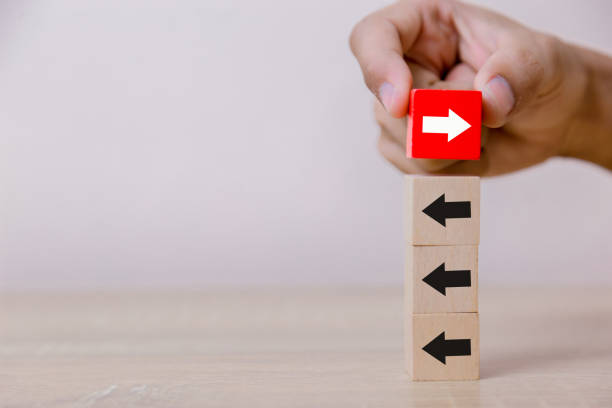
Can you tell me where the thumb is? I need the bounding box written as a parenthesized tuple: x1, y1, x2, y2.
(474, 46, 546, 128)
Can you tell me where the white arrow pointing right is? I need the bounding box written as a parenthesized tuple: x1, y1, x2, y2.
(422, 109, 471, 142)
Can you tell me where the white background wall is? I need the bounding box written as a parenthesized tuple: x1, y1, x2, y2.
(0, 0, 611, 290)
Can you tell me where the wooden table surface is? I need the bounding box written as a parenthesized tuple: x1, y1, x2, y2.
(2, 286, 612, 407)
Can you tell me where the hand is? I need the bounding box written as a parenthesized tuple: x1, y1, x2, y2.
(349, 0, 593, 176)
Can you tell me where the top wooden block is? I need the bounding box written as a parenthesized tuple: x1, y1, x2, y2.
(405, 176, 480, 245)
(407, 89, 482, 160)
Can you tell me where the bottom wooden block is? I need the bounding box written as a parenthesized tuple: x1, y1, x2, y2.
(405, 313, 479, 381)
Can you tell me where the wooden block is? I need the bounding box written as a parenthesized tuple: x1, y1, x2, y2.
(406, 245, 478, 314)
(407, 89, 482, 160)
(405, 313, 479, 381)
(404, 176, 480, 245)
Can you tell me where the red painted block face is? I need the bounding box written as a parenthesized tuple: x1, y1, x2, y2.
(407, 89, 482, 160)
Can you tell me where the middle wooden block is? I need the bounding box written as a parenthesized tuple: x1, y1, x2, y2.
(406, 245, 478, 314)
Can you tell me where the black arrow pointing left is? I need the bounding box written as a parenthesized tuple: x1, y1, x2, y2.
(422, 194, 471, 227)
(422, 263, 471, 295)
(422, 331, 471, 364)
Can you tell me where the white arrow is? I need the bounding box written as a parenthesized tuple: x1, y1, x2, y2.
(422, 109, 471, 142)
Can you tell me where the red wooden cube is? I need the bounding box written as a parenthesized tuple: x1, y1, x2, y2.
(407, 89, 482, 160)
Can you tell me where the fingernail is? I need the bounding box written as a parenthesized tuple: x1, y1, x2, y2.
(484, 75, 515, 117)
(378, 82, 395, 112)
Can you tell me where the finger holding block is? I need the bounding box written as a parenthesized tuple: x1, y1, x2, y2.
(404, 176, 480, 245)
(406, 245, 478, 314)
(405, 313, 479, 381)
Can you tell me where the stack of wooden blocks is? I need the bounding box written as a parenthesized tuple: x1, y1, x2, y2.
(404, 175, 480, 381)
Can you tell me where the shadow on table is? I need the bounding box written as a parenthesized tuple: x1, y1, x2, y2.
(481, 313, 612, 378)
(482, 347, 607, 378)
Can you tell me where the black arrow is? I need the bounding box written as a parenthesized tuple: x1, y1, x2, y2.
(422, 332, 471, 364)
(422, 263, 471, 295)
(422, 194, 471, 227)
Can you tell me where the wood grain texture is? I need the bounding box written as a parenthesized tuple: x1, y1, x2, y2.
(406, 245, 478, 313)
(1, 287, 612, 407)
(404, 176, 480, 245)
(406, 313, 479, 381)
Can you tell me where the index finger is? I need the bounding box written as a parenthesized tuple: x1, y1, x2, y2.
(349, 3, 422, 117)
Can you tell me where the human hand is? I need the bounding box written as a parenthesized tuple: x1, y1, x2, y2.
(349, 0, 592, 176)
